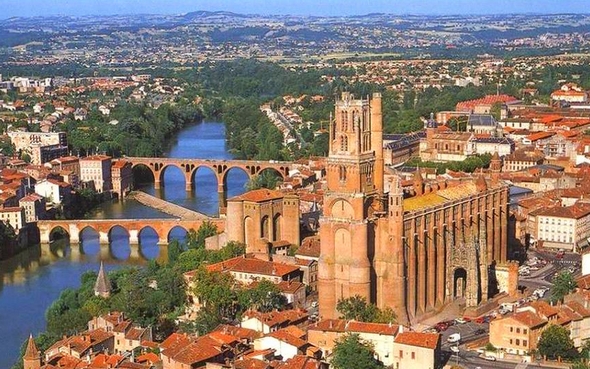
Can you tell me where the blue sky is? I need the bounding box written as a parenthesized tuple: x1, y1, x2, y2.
(0, 0, 587, 18)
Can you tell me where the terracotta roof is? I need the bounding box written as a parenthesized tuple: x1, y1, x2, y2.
(309, 319, 399, 335)
(274, 355, 324, 369)
(510, 310, 547, 328)
(206, 255, 300, 278)
(535, 202, 590, 220)
(266, 329, 308, 349)
(81, 155, 111, 161)
(243, 309, 309, 328)
(394, 331, 440, 349)
(230, 189, 285, 202)
(212, 324, 262, 341)
(297, 236, 320, 258)
(234, 358, 269, 369)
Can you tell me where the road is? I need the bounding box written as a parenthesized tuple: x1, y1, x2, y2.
(446, 348, 566, 369)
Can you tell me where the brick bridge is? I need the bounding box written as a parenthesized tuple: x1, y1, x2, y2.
(126, 157, 292, 206)
(38, 218, 226, 246)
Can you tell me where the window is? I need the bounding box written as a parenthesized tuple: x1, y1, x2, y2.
(411, 352, 415, 359)
(516, 328, 520, 334)
(510, 339, 513, 344)
(523, 340, 528, 347)
(516, 339, 520, 346)
(510, 327, 513, 333)
(399, 350, 403, 359)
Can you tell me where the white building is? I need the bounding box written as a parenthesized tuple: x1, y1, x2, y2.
(79, 155, 112, 193)
(534, 202, 590, 252)
(392, 332, 441, 369)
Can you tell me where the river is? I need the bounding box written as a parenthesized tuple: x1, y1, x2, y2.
(0, 121, 247, 367)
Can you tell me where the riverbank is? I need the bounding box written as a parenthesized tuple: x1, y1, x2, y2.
(127, 191, 209, 219)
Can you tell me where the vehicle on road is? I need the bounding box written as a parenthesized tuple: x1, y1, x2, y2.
(474, 328, 486, 335)
(454, 317, 467, 324)
(311, 301, 318, 308)
(450, 346, 460, 353)
(484, 355, 497, 361)
(556, 250, 565, 259)
(447, 333, 461, 343)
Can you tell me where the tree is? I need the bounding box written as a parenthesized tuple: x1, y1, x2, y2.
(551, 270, 577, 303)
(538, 324, 576, 360)
(186, 222, 218, 250)
(336, 295, 396, 323)
(331, 334, 384, 369)
(246, 170, 281, 191)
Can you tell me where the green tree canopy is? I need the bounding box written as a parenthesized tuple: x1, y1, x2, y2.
(331, 334, 384, 369)
(551, 271, 577, 303)
(538, 324, 576, 360)
(336, 295, 396, 324)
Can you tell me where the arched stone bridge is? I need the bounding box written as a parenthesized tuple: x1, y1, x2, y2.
(38, 218, 226, 246)
(126, 157, 292, 192)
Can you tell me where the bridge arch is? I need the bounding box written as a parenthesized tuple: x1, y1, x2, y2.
(108, 225, 130, 242)
(158, 163, 185, 188)
(190, 165, 219, 193)
(49, 225, 69, 242)
(168, 226, 189, 243)
(132, 163, 156, 187)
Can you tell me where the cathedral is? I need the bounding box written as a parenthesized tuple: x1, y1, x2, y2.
(318, 92, 509, 324)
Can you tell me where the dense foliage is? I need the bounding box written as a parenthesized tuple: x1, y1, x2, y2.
(538, 325, 577, 360)
(550, 270, 577, 304)
(331, 334, 385, 369)
(336, 295, 397, 324)
(58, 101, 203, 157)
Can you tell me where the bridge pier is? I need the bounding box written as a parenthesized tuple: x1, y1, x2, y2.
(99, 232, 109, 244)
(40, 231, 50, 244)
(157, 244, 169, 264)
(154, 179, 162, 190)
(186, 180, 193, 192)
(158, 236, 169, 246)
(100, 245, 111, 260)
(218, 183, 227, 215)
(129, 245, 141, 260)
(129, 230, 140, 245)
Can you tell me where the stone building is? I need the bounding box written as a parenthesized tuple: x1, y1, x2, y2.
(226, 189, 300, 254)
(318, 93, 509, 324)
(111, 159, 133, 198)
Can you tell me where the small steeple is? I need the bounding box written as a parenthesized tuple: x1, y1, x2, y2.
(23, 334, 40, 369)
(94, 261, 111, 298)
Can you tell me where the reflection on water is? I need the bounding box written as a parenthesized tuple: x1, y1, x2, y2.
(0, 121, 241, 367)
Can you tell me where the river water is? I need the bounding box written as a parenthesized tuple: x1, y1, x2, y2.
(0, 121, 247, 367)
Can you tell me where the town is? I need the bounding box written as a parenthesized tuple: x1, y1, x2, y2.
(3, 4, 590, 369)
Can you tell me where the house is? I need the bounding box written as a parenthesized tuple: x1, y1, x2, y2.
(307, 319, 399, 366)
(0, 207, 25, 232)
(254, 328, 319, 361)
(44, 329, 114, 361)
(241, 309, 309, 334)
(19, 193, 46, 223)
(503, 149, 545, 172)
(203, 255, 303, 285)
(392, 331, 441, 369)
(35, 178, 72, 204)
(533, 202, 590, 252)
(80, 155, 112, 193)
(160, 332, 238, 369)
(88, 311, 152, 354)
(111, 159, 133, 197)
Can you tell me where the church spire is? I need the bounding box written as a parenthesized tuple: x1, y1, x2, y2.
(24, 334, 39, 359)
(23, 334, 40, 369)
(94, 261, 111, 298)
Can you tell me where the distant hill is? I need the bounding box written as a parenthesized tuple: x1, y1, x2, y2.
(181, 10, 250, 20)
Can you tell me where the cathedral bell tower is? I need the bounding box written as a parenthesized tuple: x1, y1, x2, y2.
(318, 92, 383, 319)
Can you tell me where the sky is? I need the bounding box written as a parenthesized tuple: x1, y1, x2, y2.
(0, 0, 587, 19)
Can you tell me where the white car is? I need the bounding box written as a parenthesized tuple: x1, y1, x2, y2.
(484, 355, 497, 361)
(447, 333, 461, 343)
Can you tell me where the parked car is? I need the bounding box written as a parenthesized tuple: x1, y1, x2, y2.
(474, 328, 486, 335)
(454, 317, 467, 324)
(484, 355, 497, 361)
(556, 250, 565, 259)
(447, 333, 461, 343)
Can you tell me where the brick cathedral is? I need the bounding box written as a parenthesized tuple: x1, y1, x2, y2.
(318, 92, 509, 324)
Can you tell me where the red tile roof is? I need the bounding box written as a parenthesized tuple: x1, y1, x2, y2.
(309, 319, 399, 335)
(206, 255, 300, 278)
(394, 331, 440, 349)
(230, 189, 285, 202)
